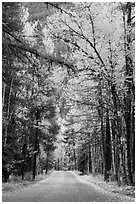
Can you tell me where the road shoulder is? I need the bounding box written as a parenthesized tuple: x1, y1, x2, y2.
(72, 171, 135, 202)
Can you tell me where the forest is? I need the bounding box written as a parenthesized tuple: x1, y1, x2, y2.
(2, 2, 135, 187)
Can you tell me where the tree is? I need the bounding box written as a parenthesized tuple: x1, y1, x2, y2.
(2, 2, 26, 181)
(121, 2, 135, 185)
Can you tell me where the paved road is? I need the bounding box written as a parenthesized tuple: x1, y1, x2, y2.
(3, 171, 128, 202)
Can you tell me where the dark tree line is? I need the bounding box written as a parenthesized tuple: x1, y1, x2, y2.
(2, 2, 60, 182)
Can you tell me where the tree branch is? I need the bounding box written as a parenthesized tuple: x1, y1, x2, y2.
(3, 41, 76, 73)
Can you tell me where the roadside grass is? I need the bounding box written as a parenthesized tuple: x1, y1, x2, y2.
(75, 171, 135, 199)
(2, 171, 53, 194)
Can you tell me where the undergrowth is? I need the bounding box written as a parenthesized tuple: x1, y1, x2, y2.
(2, 171, 52, 193)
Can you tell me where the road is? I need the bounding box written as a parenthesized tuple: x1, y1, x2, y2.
(3, 171, 129, 202)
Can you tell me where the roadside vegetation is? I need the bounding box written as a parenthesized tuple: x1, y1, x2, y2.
(76, 171, 135, 200)
(2, 171, 53, 195)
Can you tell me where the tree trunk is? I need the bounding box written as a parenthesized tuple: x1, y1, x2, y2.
(4, 77, 14, 147)
(86, 143, 90, 175)
(97, 80, 106, 180)
(122, 2, 134, 185)
(74, 148, 77, 170)
(32, 109, 39, 180)
(2, 82, 6, 109)
(104, 109, 112, 182)
(88, 143, 92, 173)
